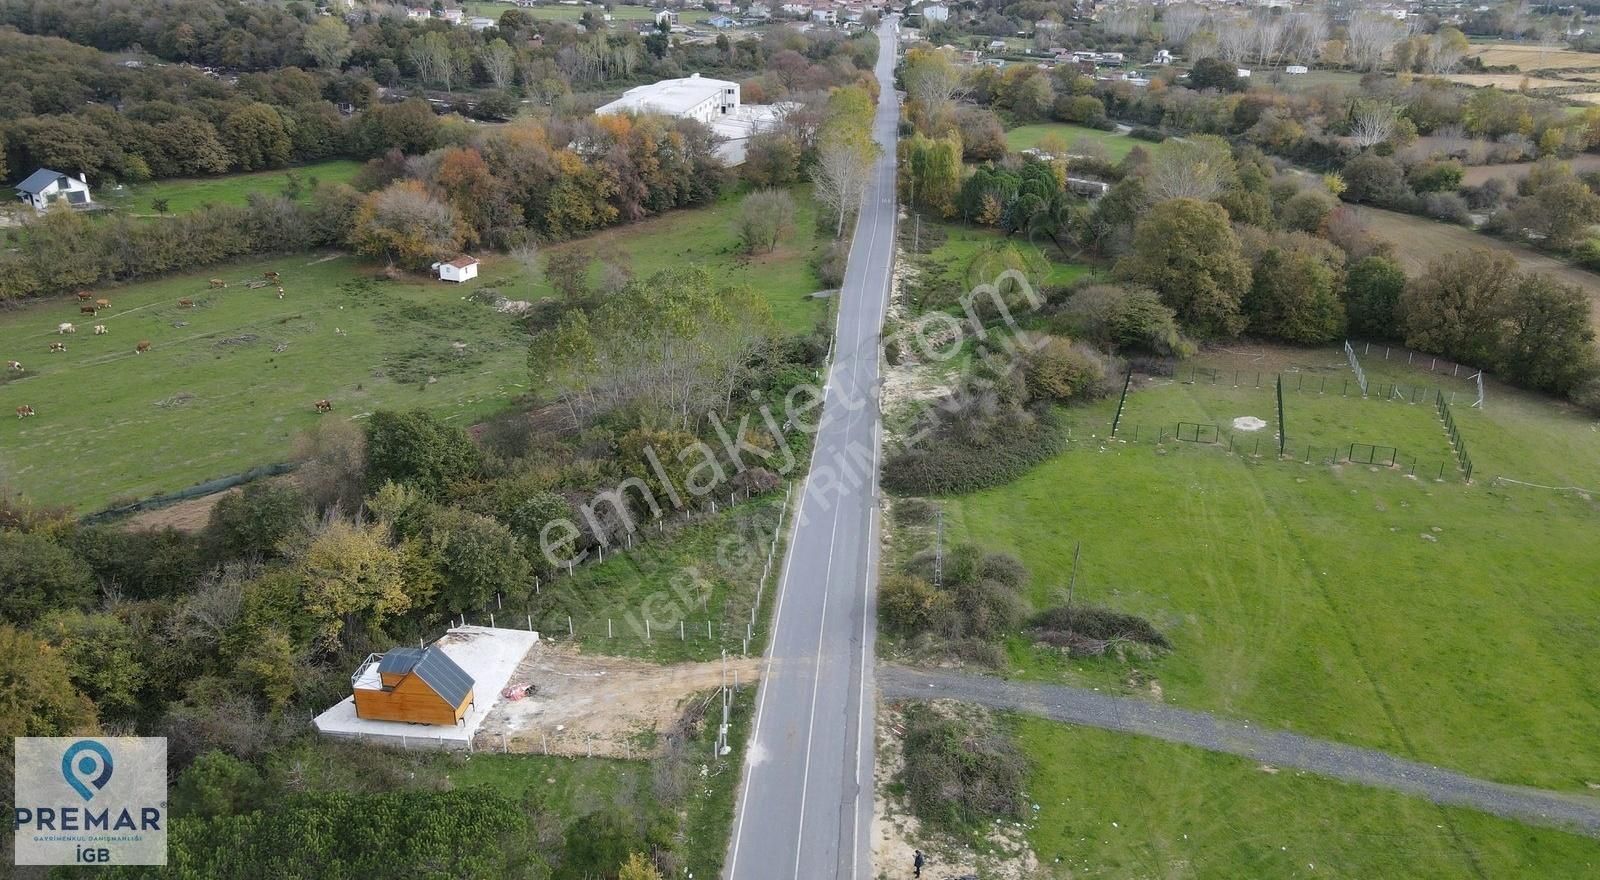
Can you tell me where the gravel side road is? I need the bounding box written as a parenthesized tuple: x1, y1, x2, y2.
(880, 664, 1600, 839)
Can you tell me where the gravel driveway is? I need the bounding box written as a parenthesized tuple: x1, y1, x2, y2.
(879, 664, 1600, 839)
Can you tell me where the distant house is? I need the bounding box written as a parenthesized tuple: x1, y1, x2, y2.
(748, 2, 772, 18)
(919, 3, 949, 23)
(433, 256, 480, 282)
(987, 39, 1006, 51)
(655, 8, 679, 26)
(1285, 64, 1308, 75)
(440, 7, 464, 23)
(707, 14, 736, 27)
(351, 646, 476, 726)
(405, 6, 430, 20)
(15, 168, 92, 213)
(811, 8, 835, 24)
(1237, 68, 1252, 78)
(467, 16, 497, 30)
(1152, 48, 1172, 65)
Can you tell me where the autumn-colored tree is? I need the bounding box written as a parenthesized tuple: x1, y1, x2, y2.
(283, 519, 412, 652)
(350, 180, 466, 269)
(1399, 249, 1517, 368)
(618, 853, 664, 880)
(0, 625, 98, 740)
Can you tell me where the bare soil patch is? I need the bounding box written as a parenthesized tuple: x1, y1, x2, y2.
(120, 487, 236, 532)
(1440, 73, 1581, 89)
(474, 642, 760, 758)
(1458, 154, 1600, 187)
(1465, 44, 1600, 71)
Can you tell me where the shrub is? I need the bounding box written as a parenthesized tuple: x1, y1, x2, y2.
(1031, 604, 1169, 653)
(879, 573, 953, 635)
(1280, 189, 1335, 233)
(1406, 158, 1465, 193)
(1423, 192, 1470, 225)
(882, 410, 1065, 496)
(814, 239, 848, 288)
(1057, 284, 1188, 356)
(1021, 336, 1107, 402)
(1129, 126, 1167, 143)
(900, 705, 1029, 832)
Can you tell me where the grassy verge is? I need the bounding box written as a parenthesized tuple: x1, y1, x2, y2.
(98, 159, 364, 215)
(927, 345, 1600, 791)
(1016, 717, 1600, 879)
(529, 494, 789, 663)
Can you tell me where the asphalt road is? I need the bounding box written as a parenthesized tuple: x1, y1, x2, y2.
(723, 17, 900, 880)
(880, 665, 1600, 840)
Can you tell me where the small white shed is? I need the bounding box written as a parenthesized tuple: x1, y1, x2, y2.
(433, 256, 479, 283)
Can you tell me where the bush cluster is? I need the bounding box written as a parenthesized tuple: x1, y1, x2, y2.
(900, 704, 1029, 833)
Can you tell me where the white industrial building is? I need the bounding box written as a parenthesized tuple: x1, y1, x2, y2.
(595, 73, 787, 165)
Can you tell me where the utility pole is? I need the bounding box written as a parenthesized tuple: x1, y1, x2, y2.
(933, 505, 943, 587)
(1066, 541, 1081, 611)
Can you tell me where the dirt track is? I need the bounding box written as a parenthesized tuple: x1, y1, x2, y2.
(474, 642, 761, 758)
(1355, 206, 1600, 331)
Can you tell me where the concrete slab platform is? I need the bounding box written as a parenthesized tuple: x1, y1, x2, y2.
(313, 625, 539, 750)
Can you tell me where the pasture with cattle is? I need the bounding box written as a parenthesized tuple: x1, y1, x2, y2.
(0, 253, 531, 511)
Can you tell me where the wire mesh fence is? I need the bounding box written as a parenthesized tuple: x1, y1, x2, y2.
(1080, 420, 1465, 482)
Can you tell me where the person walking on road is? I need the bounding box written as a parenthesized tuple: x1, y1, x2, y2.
(913, 849, 925, 878)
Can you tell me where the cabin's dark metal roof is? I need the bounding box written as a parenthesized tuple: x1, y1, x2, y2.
(411, 648, 474, 708)
(16, 168, 68, 194)
(377, 647, 423, 676)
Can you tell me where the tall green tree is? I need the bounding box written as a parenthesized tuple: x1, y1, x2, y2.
(1494, 274, 1598, 394)
(1243, 248, 1346, 344)
(1115, 198, 1251, 338)
(0, 531, 95, 624)
(1344, 255, 1407, 340)
(1399, 249, 1517, 368)
(364, 410, 483, 497)
(220, 103, 292, 171)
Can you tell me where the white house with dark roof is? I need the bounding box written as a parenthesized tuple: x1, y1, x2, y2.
(15, 169, 92, 213)
(595, 73, 787, 165)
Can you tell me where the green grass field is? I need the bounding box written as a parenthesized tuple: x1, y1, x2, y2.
(0, 192, 829, 511)
(99, 160, 364, 215)
(1017, 717, 1600, 879)
(501, 187, 831, 333)
(532, 495, 788, 662)
(931, 346, 1600, 791)
(1004, 123, 1164, 160)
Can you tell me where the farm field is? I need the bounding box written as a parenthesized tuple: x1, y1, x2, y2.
(1261, 68, 1365, 90)
(98, 159, 364, 215)
(1438, 73, 1583, 90)
(0, 194, 829, 511)
(1004, 122, 1163, 160)
(1355, 205, 1600, 331)
(1017, 718, 1600, 879)
(934, 345, 1600, 791)
(1456, 153, 1600, 186)
(1464, 42, 1600, 71)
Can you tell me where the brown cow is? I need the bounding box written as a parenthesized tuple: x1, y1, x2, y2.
(75, 291, 91, 302)
(264, 271, 281, 282)
(79, 304, 98, 316)
(49, 342, 66, 353)
(178, 298, 194, 308)
(208, 279, 227, 289)
(6, 360, 22, 372)
(314, 399, 333, 413)
(15, 405, 34, 419)
(95, 298, 111, 310)
(135, 340, 152, 354)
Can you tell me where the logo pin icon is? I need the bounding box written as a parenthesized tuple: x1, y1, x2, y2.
(61, 740, 114, 801)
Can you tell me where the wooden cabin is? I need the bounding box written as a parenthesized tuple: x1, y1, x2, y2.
(351, 646, 475, 726)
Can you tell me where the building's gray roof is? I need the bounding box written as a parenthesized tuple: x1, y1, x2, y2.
(412, 647, 474, 707)
(377, 647, 423, 676)
(16, 168, 69, 194)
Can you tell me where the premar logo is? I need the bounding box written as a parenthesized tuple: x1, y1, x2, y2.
(13, 736, 167, 866)
(61, 740, 114, 801)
